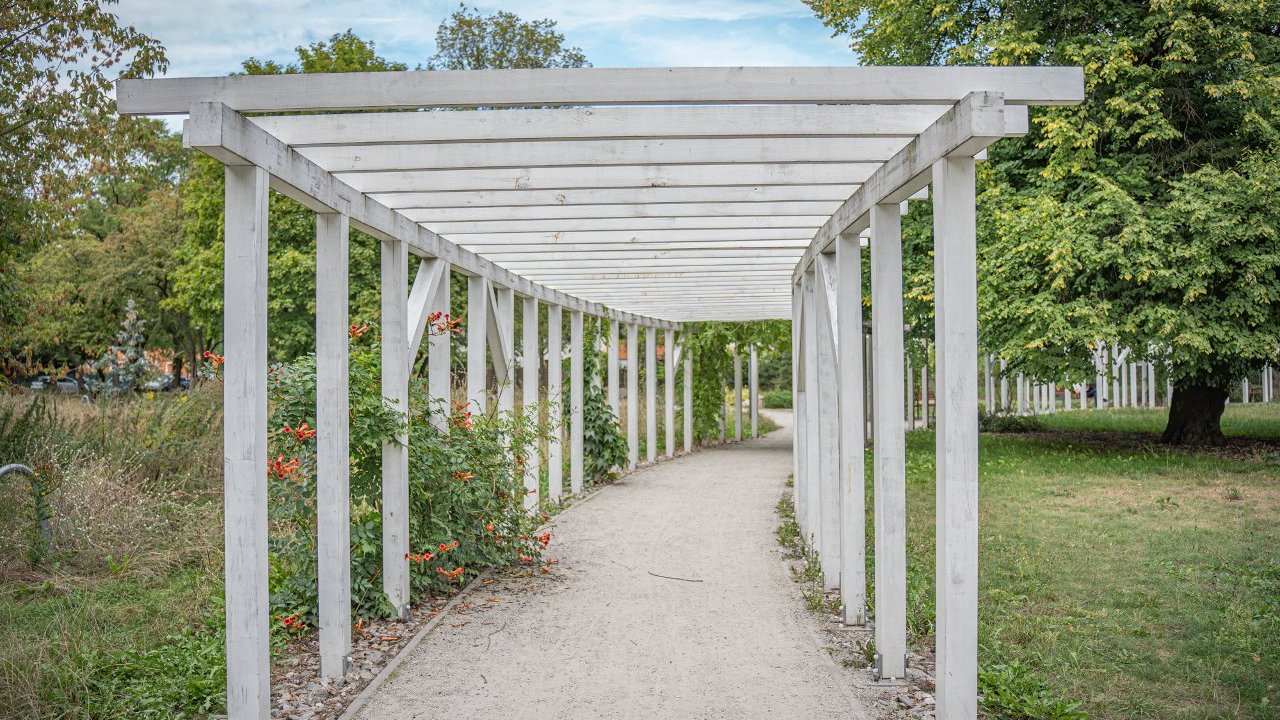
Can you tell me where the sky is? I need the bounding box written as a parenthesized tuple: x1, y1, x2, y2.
(111, 0, 861, 79)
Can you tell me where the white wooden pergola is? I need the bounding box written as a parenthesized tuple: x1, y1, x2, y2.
(117, 66, 1082, 720)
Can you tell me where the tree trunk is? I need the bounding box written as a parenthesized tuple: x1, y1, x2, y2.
(171, 355, 184, 391)
(1161, 383, 1228, 446)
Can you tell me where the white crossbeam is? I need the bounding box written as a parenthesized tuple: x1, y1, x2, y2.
(120, 66, 1084, 114)
(183, 102, 678, 330)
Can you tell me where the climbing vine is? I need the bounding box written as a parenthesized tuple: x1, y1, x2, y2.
(679, 321, 790, 444)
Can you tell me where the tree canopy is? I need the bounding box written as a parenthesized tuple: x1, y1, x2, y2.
(808, 0, 1280, 443)
(427, 4, 589, 70)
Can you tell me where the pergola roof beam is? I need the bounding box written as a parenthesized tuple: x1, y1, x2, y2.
(249, 105, 953, 146)
(451, 228, 813, 244)
(119, 66, 1084, 114)
(426, 216, 827, 234)
(401, 202, 842, 223)
(183, 102, 677, 330)
(298, 137, 910, 173)
(793, 92, 1025, 283)
(340, 163, 873, 194)
(374, 186, 857, 209)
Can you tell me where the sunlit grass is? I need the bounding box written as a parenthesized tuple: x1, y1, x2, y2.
(883, 403, 1280, 719)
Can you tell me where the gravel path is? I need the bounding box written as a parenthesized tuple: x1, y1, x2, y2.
(354, 410, 871, 719)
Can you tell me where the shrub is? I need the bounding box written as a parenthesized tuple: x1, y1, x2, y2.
(979, 411, 1044, 433)
(565, 338, 627, 482)
(264, 330, 551, 626)
(979, 659, 1088, 720)
(763, 389, 792, 409)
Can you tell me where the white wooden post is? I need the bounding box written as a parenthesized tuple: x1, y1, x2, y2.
(646, 326, 658, 461)
(721, 376, 732, 443)
(1242, 377, 1250, 404)
(793, 284, 805, 532)
(837, 228, 867, 626)
(570, 309, 584, 493)
(1129, 360, 1138, 406)
(381, 237, 410, 618)
(1149, 362, 1158, 406)
(664, 329, 676, 456)
(1112, 346, 1123, 410)
(427, 263, 451, 431)
(734, 349, 744, 441)
(521, 297, 540, 513)
(870, 202, 906, 677)
(932, 154, 979, 720)
(223, 164, 270, 719)
(467, 276, 489, 412)
(316, 211, 351, 680)
(865, 331, 874, 443)
(999, 359, 1009, 412)
(1049, 381, 1056, 413)
(627, 323, 639, 468)
(495, 286, 515, 415)
(815, 255, 841, 590)
(683, 340, 693, 453)
(749, 345, 759, 438)
(1016, 373, 1026, 415)
(906, 353, 914, 427)
(922, 349, 930, 426)
(608, 319, 620, 417)
(802, 270, 821, 548)
(546, 306, 563, 503)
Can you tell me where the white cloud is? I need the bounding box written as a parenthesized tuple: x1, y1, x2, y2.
(112, 0, 852, 78)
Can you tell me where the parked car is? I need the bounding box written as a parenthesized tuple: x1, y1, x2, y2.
(28, 374, 50, 390)
(143, 374, 173, 392)
(55, 377, 79, 394)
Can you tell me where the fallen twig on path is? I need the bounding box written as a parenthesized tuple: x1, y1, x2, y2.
(647, 571, 703, 583)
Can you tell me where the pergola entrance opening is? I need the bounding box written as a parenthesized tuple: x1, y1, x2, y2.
(118, 65, 1084, 720)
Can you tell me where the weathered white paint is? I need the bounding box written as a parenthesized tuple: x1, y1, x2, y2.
(316, 211, 351, 680)
(815, 254, 842, 591)
(426, 264, 451, 431)
(493, 285, 515, 416)
(521, 296, 540, 514)
(223, 164, 271, 719)
(922, 351, 930, 427)
(546, 306, 564, 503)
(802, 271, 821, 548)
(254, 104, 952, 150)
(793, 92, 1022, 281)
(870, 202, 907, 677)
(607, 319, 620, 417)
(627, 323, 640, 469)
(402, 201, 842, 222)
(683, 341, 693, 454)
(837, 229, 867, 627)
(181, 103, 676, 331)
(381, 237, 411, 619)
(121, 66, 1084, 115)
(749, 345, 759, 438)
(342, 163, 876, 195)
(933, 154, 979, 720)
(466, 276, 489, 412)
(406, 257, 446, 364)
(569, 310, 585, 493)
(646, 327, 658, 462)
(665, 329, 676, 457)
(734, 349, 744, 442)
(305, 137, 910, 173)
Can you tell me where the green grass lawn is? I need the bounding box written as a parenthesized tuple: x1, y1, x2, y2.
(892, 404, 1280, 719)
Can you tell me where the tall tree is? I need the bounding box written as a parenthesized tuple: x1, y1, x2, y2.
(168, 32, 405, 361)
(0, 0, 165, 349)
(427, 4, 589, 70)
(807, 0, 1280, 444)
